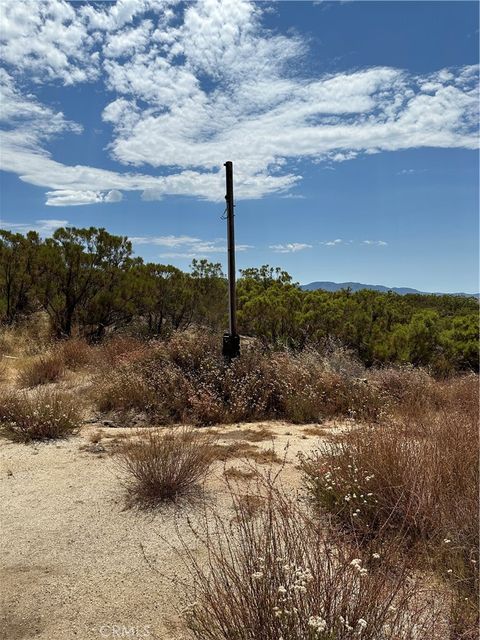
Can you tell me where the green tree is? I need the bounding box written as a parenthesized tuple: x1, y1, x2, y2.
(33, 227, 132, 337)
(0, 230, 39, 323)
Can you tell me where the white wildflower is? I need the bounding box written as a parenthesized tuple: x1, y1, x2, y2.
(308, 616, 327, 632)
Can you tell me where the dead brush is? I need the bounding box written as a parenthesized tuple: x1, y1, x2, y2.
(116, 427, 216, 507)
(0, 388, 81, 442)
(300, 394, 479, 637)
(95, 335, 147, 368)
(18, 351, 65, 387)
(59, 338, 93, 370)
(174, 477, 445, 640)
(94, 331, 387, 426)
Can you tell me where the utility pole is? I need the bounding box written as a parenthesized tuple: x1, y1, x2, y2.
(222, 161, 240, 360)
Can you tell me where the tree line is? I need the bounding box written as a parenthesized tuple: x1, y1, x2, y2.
(1, 227, 478, 373)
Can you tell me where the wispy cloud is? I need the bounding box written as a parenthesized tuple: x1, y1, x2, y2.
(0, 0, 478, 206)
(0, 218, 69, 235)
(269, 243, 312, 253)
(320, 238, 388, 247)
(131, 234, 253, 258)
(321, 238, 345, 246)
(397, 168, 426, 175)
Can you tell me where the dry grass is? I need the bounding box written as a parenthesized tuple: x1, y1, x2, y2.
(87, 429, 104, 444)
(302, 425, 330, 437)
(0, 388, 81, 442)
(300, 374, 479, 637)
(17, 351, 65, 387)
(247, 447, 282, 465)
(215, 426, 276, 442)
(176, 478, 444, 640)
(210, 442, 260, 462)
(209, 441, 282, 465)
(223, 466, 258, 481)
(116, 427, 215, 507)
(0, 314, 52, 357)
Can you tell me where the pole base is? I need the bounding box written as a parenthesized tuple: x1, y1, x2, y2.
(222, 333, 240, 360)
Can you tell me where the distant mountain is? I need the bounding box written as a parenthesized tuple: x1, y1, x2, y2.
(300, 281, 479, 298)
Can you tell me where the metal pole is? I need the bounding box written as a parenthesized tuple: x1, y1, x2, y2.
(222, 161, 240, 359)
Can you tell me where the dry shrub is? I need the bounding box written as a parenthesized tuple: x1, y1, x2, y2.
(321, 341, 366, 378)
(116, 428, 215, 506)
(177, 480, 444, 639)
(0, 388, 81, 442)
(59, 338, 93, 370)
(95, 335, 147, 368)
(300, 387, 479, 636)
(18, 351, 65, 387)
(369, 367, 478, 421)
(94, 331, 385, 426)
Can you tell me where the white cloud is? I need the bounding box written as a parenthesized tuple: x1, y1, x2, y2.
(104, 189, 123, 203)
(130, 234, 253, 258)
(269, 243, 312, 253)
(320, 239, 387, 247)
(0, 218, 69, 235)
(45, 189, 124, 206)
(0, 0, 99, 85)
(0, 0, 478, 206)
(321, 238, 344, 246)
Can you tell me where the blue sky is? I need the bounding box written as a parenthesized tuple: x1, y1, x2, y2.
(0, 0, 478, 292)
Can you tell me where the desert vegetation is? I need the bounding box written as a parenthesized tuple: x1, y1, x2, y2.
(0, 387, 81, 442)
(0, 225, 478, 639)
(1, 227, 478, 373)
(300, 372, 479, 638)
(177, 478, 445, 640)
(117, 428, 215, 507)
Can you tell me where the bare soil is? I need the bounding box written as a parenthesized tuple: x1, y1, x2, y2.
(0, 421, 343, 640)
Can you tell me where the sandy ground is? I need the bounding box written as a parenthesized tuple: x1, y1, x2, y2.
(0, 420, 343, 640)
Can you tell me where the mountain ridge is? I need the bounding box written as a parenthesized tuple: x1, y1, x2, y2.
(300, 281, 479, 298)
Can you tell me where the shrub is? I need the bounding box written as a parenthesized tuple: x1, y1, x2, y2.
(177, 480, 443, 639)
(300, 392, 479, 636)
(94, 331, 386, 426)
(18, 352, 65, 387)
(59, 338, 93, 370)
(116, 428, 215, 506)
(0, 388, 81, 442)
(95, 335, 147, 368)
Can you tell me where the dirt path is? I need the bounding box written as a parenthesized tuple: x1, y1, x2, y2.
(0, 421, 340, 640)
